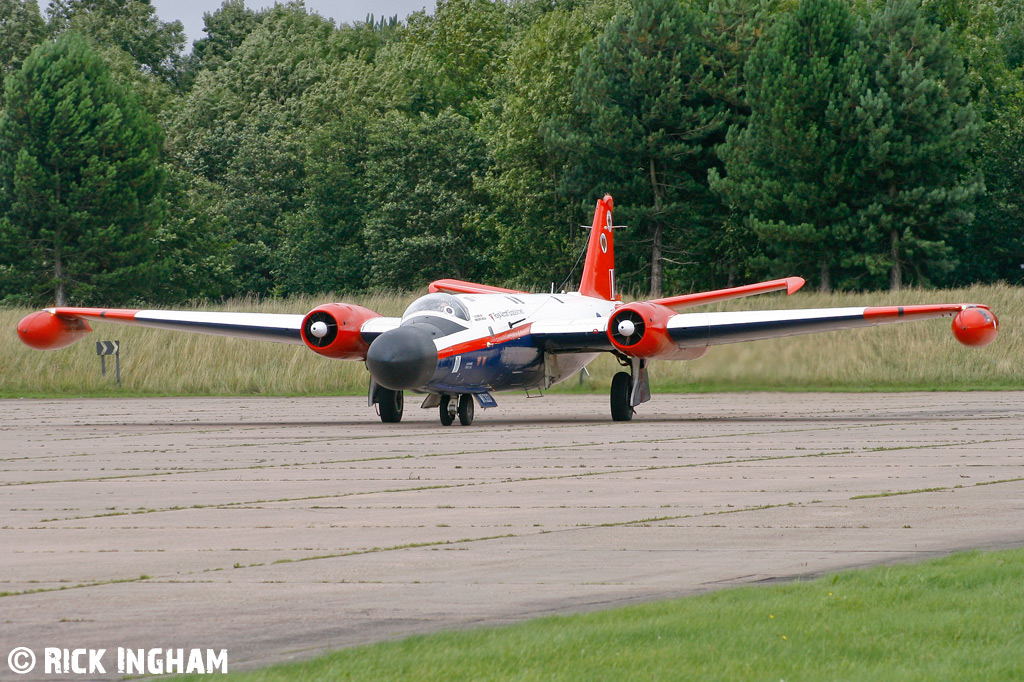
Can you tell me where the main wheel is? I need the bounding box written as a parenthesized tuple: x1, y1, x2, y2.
(458, 394, 475, 426)
(610, 371, 633, 422)
(378, 387, 404, 423)
(439, 395, 455, 426)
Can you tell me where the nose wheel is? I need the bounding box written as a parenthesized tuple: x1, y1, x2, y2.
(438, 394, 475, 426)
(439, 395, 455, 426)
(458, 394, 475, 426)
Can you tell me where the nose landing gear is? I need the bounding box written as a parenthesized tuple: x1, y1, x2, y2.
(458, 394, 475, 426)
(439, 394, 475, 426)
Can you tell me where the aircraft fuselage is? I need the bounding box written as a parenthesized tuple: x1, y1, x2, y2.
(363, 291, 615, 398)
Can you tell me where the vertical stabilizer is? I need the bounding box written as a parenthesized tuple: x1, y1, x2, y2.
(578, 194, 619, 301)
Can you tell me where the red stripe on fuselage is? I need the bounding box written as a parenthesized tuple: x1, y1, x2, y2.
(438, 323, 534, 359)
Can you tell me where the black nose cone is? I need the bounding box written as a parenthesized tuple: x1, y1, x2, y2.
(365, 326, 438, 391)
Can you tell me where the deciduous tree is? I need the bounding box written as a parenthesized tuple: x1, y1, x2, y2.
(47, 0, 185, 84)
(363, 109, 490, 288)
(0, 0, 46, 75)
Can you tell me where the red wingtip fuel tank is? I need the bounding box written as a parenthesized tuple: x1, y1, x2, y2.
(952, 306, 999, 348)
(17, 310, 92, 350)
(300, 303, 381, 359)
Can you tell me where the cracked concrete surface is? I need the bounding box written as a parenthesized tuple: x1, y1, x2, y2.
(1, 392, 1022, 679)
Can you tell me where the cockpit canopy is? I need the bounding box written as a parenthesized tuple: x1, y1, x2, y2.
(402, 293, 470, 322)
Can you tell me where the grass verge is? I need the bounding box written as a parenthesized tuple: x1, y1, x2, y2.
(169, 548, 1024, 682)
(2, 284, 1021, 397)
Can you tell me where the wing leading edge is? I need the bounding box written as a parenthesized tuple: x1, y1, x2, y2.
(532, 303, 997, 357)
(39, 307, 306, 343)
(667, 304, 977, 347)
(17, 306, 404, 355)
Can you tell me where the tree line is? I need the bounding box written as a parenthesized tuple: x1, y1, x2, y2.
(1, 0, 1021, 306)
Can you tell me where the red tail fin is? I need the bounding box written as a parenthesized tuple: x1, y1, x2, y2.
(578, 194, 619, 301)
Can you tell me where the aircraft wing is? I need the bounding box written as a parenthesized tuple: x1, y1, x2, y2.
(532, 303, 998, 356)
(22, 307, 307, 343)
(667, 305, 977, 347)
(18, 305, 403, 357)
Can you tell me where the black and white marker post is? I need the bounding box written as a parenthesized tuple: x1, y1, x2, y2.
(96, 340, 121, 388)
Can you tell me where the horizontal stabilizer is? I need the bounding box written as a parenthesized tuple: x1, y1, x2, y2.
(650, 277, 805, 311)
(429, 279, 527, 295)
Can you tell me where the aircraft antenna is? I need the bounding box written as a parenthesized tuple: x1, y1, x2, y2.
(555, 230, 590, 294)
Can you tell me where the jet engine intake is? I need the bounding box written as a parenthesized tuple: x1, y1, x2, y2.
(607, 303, 678, 359)
(301, 303, 381, 359)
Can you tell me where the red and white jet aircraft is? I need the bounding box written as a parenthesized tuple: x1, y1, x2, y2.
(17, 195, 999, 425)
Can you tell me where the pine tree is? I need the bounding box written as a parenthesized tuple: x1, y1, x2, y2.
(482, 0, 623, 289)
(711, 0, 867, 292)
(0, 34, 165, 305)
(697, 0, 779, 287)
(853, 0, 980, 290)
(568, 0, 726, 297)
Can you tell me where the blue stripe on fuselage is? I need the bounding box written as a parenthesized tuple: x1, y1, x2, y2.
(427, 335, 544, 394)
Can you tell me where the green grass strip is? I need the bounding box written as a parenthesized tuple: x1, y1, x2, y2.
(170, 547, 1024, 682)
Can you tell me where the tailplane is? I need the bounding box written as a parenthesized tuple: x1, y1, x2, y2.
(578, 194, 620, 301)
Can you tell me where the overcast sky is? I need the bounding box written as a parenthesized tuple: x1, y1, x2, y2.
(147, 0, 433, 49)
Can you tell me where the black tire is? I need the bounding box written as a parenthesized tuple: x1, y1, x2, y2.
(610, 371, 633, 422)
(458, 394, 475, 426)
(378, 388, 404, 423)
(439, 395, 455, 426)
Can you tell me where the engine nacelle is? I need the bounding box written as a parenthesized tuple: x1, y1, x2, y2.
(301, 303, 381, 359)
(952, 306, 998, 348)
(17, 311, 92, 350)
(607, 302, 705, 360)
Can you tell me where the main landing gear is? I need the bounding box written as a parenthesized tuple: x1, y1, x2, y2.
(439, 394, 474, 426)
(376, 387, 405, 423)
(610, 356, 651, 422)
(610, 371, 633, 422)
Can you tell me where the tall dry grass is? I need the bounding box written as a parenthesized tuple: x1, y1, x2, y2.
(2, 285, 1020, 397)
(585, 283, 1023, 392)
(2, 292, 407, 397)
